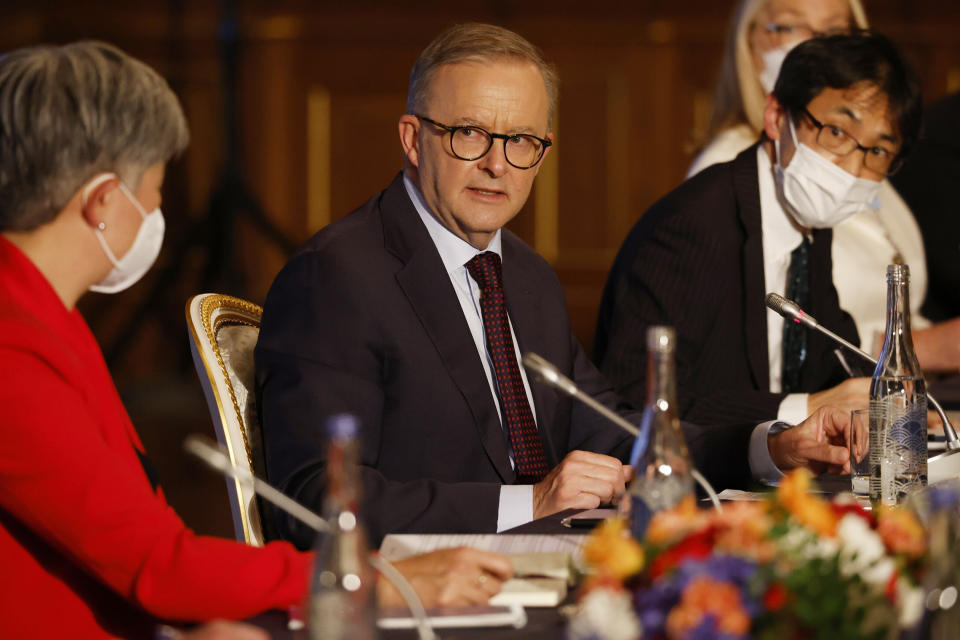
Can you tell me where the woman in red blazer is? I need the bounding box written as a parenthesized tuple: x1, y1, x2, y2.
(0, 41, 509, 639)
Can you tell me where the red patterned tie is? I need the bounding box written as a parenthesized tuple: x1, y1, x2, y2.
(466, 251, 550, 482)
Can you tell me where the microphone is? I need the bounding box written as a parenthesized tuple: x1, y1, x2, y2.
(185, 435, 330, 534)
(764, 293, 960, 453)
(765, 293, 865, 360)
(185, 435, 436, 640)
(520, 353, 721, 510)
(522, 353, 637, 437)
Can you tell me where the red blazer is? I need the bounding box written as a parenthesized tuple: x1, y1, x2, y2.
(0, 236, 312, 639)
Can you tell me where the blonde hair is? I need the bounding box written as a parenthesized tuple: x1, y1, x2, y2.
(706, 0, 868, 140)
(407, 23, 559, 129)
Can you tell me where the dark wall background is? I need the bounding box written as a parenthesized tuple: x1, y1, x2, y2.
(3, 1, 958, 537)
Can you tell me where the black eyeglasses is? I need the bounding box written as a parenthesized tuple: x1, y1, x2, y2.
(800, 108, 903, 176)
(414, 115, 552, 170)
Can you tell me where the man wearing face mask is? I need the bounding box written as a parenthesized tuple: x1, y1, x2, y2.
(594, 32, 921, 473)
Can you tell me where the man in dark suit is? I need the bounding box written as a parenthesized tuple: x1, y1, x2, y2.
(892, 91, 960, 324)
(595, 32, 921, 430)
(256, 23, 852, 549)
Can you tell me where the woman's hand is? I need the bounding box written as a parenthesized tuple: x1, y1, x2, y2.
(378, 547, 513, 608)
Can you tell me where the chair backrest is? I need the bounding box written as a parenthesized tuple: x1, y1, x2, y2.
(186, 293, 265, 546)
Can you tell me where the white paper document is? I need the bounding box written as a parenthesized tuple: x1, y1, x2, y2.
(377, 603, 528, 630)
(712, 489, 772, 501)
(379, 533, 587, 561)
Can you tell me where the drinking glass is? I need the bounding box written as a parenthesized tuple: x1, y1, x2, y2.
(849, 409, 871, 497)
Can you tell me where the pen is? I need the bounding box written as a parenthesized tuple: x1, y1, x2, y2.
(833, 348, 855, 377)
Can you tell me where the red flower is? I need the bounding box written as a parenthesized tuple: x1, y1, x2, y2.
(885, 571, 898, 603)
(649, 528, 715, 579)
(830, 501, 874, 526)
(763, 582, 789, 611)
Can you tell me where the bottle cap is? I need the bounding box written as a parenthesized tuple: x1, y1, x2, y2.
(325, 413, 359, 440)
(887, 264, 910, 283)
(647, 325, 675, 351)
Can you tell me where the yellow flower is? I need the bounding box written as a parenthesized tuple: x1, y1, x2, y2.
(583, 517, 645, 580)
(712, 501, 776, 562)
(877, 507, 927, 558)
(646, 495, 708, 546)
(776, 468, 838, 537)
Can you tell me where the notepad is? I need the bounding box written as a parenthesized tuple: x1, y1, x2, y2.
(488, 577, 567, 607)
(380, 534, 581, 607)
(377, 603, 528, 629)
(379, 533, 587, 559)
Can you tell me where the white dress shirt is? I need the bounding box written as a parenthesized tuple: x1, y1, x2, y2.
(403, 176, 535, 531)
(757, 145, 811, 425)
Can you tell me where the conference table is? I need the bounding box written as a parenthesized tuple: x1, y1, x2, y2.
(253, 595, 567, 639)
(251, 477, 858, 638)
(242, 374, 960, 637)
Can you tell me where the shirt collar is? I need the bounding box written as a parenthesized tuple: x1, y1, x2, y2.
(403, 174, 502, 274)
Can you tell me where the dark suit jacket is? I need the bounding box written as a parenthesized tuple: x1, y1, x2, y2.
(256, 174, 757, 548)
(594, 144, 862, 426)
(891, 92, 960, 322)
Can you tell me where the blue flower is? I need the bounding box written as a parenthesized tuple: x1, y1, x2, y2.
(633, 556, 763, 638)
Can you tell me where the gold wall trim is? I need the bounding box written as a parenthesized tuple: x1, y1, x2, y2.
(307, 87, 332, 233)
(948, 67, 960, 94)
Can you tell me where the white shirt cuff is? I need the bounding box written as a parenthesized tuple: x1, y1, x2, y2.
(749, 420, 789, 485)
(777, 393, 809, 425)
(496, 484, 534, 532)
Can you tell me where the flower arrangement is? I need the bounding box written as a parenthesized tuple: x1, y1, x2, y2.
(568, 469, 928, 640)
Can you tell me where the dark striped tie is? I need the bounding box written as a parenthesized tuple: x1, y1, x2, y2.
(781, 237, 811, 394)
(466, 252, 549, 482)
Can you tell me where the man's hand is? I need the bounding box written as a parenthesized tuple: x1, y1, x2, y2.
(379, 547, 513, 608)
(807, 378, 943, 434)
(768, 406, 850, 475)
(532, 450, 628, 520)
(807, 377, 870, 415)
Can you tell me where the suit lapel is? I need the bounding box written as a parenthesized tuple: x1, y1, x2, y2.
(380, 175, 514, 483)
(735, 145, 771, 391)
(501, 236, 560, 467)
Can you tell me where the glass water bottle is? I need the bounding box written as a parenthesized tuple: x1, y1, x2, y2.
(627, 326, 695, 539)
(869, 264, 927, 506)
(309, 414, 377, 640)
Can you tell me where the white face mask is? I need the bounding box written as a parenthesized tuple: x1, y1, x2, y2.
(758, 44, 796, 94)
(83, 173, 165, 294)
(774, 117, 882, 229)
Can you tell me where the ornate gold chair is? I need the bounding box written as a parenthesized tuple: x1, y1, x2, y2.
(186, 293, 266, 546)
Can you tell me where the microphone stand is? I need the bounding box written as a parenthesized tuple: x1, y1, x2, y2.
(184, 435, 437, 640)
(520, 353, 721, 511)
(765, 293, 960, 483)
